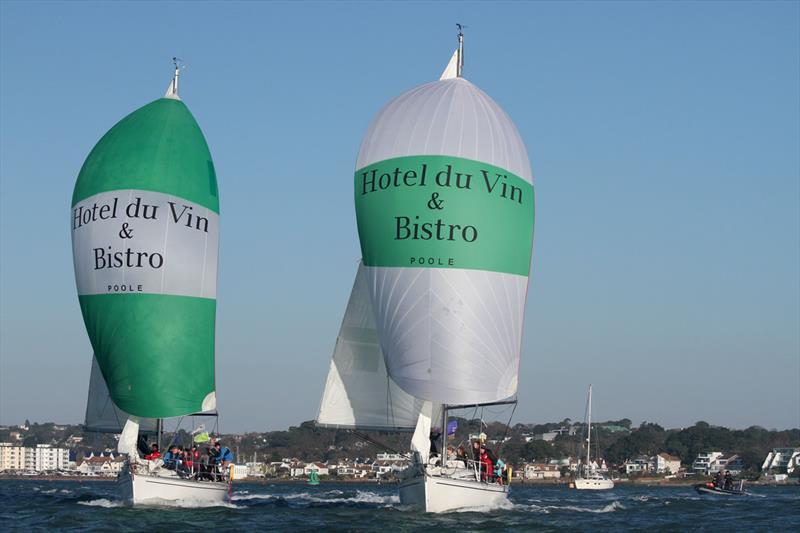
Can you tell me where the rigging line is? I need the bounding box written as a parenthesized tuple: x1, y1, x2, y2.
(494, 401, 517, 458)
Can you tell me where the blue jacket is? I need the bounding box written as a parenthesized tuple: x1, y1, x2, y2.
(216, 447, 234, 463)
(162, 451, 177, 467)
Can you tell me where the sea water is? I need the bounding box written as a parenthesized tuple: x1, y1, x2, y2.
(1, 480, 797, 531)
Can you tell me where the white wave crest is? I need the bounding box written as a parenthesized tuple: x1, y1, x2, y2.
(78, 498, 125, 508)
(522, 500, 625, 514)
(232, 489, 398, 505)
(453, 498, 515, 513)
(137, 497, 242, 509)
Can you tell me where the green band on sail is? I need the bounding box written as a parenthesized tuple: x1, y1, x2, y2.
(78, 293, 216, 419)
(72, 98, 219, 213)
(354, 155, 534, 276)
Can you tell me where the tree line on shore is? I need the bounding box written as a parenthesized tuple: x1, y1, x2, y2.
(3, 418, 797, 474)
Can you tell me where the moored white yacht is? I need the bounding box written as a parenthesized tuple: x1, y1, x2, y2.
(572, 385, 614, 490)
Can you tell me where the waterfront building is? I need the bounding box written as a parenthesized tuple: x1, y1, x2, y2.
(692, 452, 724, 475)
(30, 444, 70, 472)
(0, 443, 25, 471)
(304, 462, 329, 476)
(76, 455, 125, 476)
(709, 455, 744, 475)
(624, 456, 652, 475)
(761, 448, 800, 475)
(653, 453, 682, 475)
(523, 463, 561, 479)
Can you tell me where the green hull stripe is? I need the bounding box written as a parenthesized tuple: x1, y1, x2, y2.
(355, 155, 534, 276)
(78, 293, 215, 418)
(72, 98, 219, 213)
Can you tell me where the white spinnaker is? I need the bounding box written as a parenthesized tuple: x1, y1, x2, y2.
(317, 263, 428, 430)
(85, 355, 157, 434)
(356, 77, 533, 406)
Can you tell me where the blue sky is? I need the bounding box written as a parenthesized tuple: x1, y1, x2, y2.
(1, 1, 798, 432)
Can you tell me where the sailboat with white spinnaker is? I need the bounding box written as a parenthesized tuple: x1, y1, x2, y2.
(318, 26, 536, 513)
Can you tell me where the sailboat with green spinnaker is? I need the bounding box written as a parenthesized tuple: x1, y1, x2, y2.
(72, 63, 228, 504)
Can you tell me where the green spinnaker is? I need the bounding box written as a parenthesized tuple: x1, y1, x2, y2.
(72, 97, 219, 419)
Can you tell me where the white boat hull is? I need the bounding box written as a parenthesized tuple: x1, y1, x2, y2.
(118, 468, 229, 505)
(399, 471, 509, 513)
(573, 477, 614, 490)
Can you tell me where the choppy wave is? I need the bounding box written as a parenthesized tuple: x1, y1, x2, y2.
(136, 497, 243, 509)
(233, 489, 398, 506)
(453, 499, 515, 513)
(519, 500, 626, 514)
(78, 498, 125, 508)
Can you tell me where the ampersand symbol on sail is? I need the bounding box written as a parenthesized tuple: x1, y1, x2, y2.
(118, 223, 134, 239)
(427, 192, 444, 210)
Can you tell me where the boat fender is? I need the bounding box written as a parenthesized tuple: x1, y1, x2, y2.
(507, 466, 513, 484)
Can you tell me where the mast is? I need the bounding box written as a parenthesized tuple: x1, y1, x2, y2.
(165, 57, 181, 99)
(586, 385, 592, 468)
(456, 23, 464, 77)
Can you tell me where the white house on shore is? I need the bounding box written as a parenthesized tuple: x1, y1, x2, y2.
(523, 463, 561, 479)
(692, 452, 724, 475)
(76, 454, 125, 476)
(624, 456, 652, 475)
(762, 448, 800, 475)
(304, 462, 329, 476)
(692, 452, 744, 475)
(653, 453, 682, 475)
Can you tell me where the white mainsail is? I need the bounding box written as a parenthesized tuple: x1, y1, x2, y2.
(317, 263, 429, 430)
(85, 355, 157, 434)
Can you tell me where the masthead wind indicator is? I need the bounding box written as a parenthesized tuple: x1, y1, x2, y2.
(439, 24, 465, 80)
(164, 57, 182, 99)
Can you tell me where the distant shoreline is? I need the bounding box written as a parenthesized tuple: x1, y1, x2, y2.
(1, 474, 790, 488)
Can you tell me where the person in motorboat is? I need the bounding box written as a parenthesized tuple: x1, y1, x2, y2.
(144, 443, 161, 461)
(713, 471, 723, 488)
(723, 470, 733, 490)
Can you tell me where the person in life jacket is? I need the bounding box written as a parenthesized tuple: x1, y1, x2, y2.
(144, 443, 161, 461)
(494, 458, 507, 484)
(162, 445, 179, 470)
(479, 445, 494, 482)
(214, 441, 234, 468)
